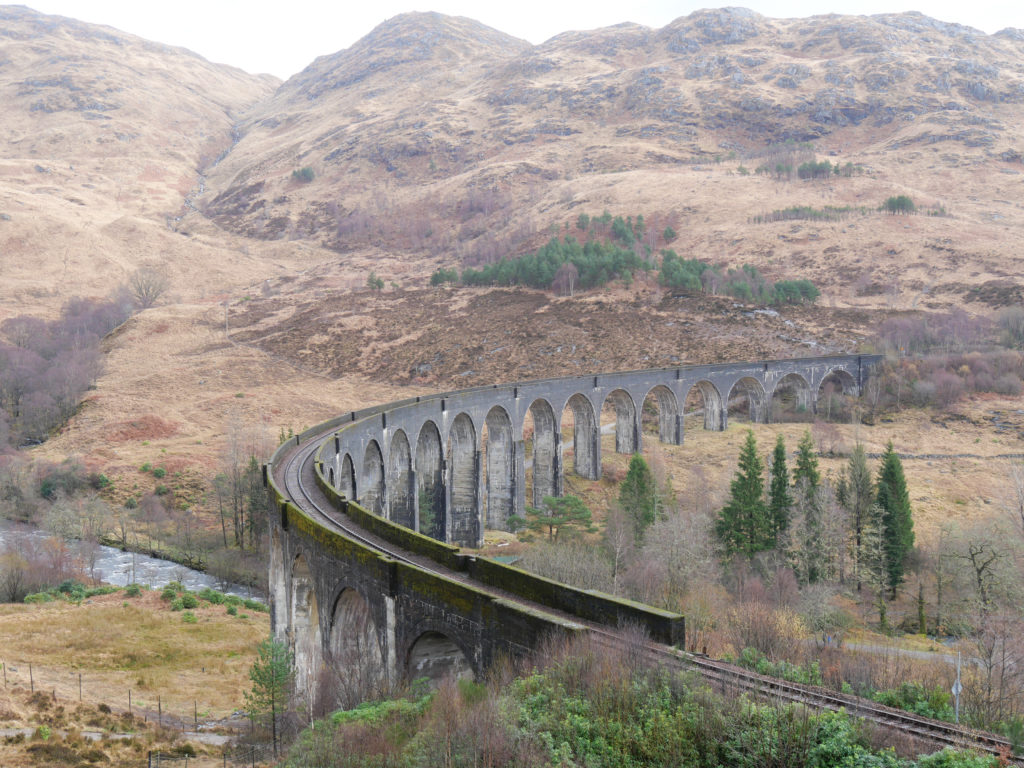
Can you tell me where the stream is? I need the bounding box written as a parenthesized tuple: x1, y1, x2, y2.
(0, 519, 261, 599)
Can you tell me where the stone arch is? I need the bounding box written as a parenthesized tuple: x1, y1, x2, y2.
(327, 587, 384, 709)
(726, 376, 769, 424)
(339, 453, 356, 499)
(563, 393, 599, 480)
(683, 380, 724, 432)
(602, 389, 638, 454)
(291, 554, 321, 709)
(526, 398, 558, 508)
(771, 373, 813, 422)
(641, 385, 681, 444)
(484, 406, 514, 530)
(361, 441, 385, 514)
(406, 630, 473, 685)
(818, 368, 858, 421)
(447, 413, 479, 547)
(415, 421, 445, 540)
(387, 430, 414, 527)
(269, 527, 287, 641)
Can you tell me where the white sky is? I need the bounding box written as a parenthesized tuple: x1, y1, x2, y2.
(21, 1, 1024, 80)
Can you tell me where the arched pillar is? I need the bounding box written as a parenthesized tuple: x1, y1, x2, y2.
(771, 373, 812, 422)
(447, 413, 480, 547)
(727, 376, 769, 424)
(339, 453, 356, 499)
(604, 389, 639, 454)
(326, 587, 386, 709)
(683, 380, 725, 435)
(291, 554, 322, 713)
(406, 630, 473, 685)
(527, 399, 559, 508)
(361, 440, 385, 514)
(485, 406, 515, 530)
(565, 393, 600, 480)
(643, 385, 682, 444)
(415, 421, 445, 540)
(387, 430, 414, 528)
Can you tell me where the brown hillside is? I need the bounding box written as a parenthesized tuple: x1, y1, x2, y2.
(0, 7, 1020, 520)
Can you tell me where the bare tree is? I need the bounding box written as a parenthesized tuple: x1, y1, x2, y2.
(129, 266, 169, 310)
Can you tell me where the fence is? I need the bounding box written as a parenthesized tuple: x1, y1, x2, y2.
(0, 657, 220, 730)
(147, 744, 275, 767)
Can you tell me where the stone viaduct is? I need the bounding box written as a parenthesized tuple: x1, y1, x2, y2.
(267, 354, 881, 708)
(320, 354, 880, 548)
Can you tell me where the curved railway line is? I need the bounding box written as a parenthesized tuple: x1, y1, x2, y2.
(276, 424, 1020, 762)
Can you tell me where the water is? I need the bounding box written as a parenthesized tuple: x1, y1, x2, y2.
(0, 519, 262, 600)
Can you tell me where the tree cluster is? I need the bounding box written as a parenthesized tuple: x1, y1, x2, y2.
(659, 253, 819, 306)
(0, 296, 133, 446)
(460, 234, 649, 291)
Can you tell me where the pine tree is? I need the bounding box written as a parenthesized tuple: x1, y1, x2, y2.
(715, 430, 769, 557)
(793, 430, 821, 496)
(876, 441, 914, 598)
(523, 495, 595, 543)
(860, 505, 890, 630)
(619, 453, 656, 542)
(846, 444, 875, 592)
(245, 637, 293, 756)
(768, 433, 793, 544)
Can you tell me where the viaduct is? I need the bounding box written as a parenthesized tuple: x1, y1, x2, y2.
(266, 354, 882, 711)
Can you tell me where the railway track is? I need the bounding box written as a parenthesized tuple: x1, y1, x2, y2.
(276, 430, 1019, 762)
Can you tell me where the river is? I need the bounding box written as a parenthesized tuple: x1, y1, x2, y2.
(0, 519, 262, 600)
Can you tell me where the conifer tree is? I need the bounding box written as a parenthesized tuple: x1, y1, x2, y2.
(715, 430, 769, 557)
(845, 444, 875, 592)
(618, 453, 656, 543)
(876, 441, 914, 598)
(245, 637, 293, 756)
(793, 429, 821, 496)
(768, 433, 793, 544)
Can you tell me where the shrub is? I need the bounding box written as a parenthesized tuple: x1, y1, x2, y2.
(124, 584, 142, 598)
(154, 484, 169, 496)
(160, 586, 177, 601)
(180, 593, 198, 609)
(139, 463, 152, 473)
(429, 268, 458, 286)
(170, 598, 184, 611)
(152, 467, 166, 479)
(291, 166, 314, 183)
(198, 587, 224, 604)
(226, 604, 237, 616)
(243, 598, 267, 613)
(181, 611, 197, 624)
(883, 194, 916, 214)
(24, 592, 54, 604)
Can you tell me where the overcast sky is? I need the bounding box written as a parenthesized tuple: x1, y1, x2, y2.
(22, 1, 1024, 80)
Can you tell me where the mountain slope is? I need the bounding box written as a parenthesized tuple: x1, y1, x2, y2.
(198, 9, 1024, 310)
(0, 5, 280, 315)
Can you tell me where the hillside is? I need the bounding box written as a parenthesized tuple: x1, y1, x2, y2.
(0, 5, 1020, 515)
(200, 9, 1024, 311)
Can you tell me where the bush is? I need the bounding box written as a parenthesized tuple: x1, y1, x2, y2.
(226, 604, 237, 616)
(160, 586, 177, 601)
(291, 166, 315, 183)
(180, 593, 198, 609)
(152, 467, 166, 479)
(429, 268, 458, 286)
(198, 587, 224, 604)
(170, 598, 184, 611)
(181, 611, 197, 624)
(124, 584, 142, 598)
(24, 592, 54, 604)
(154, 484, 169, 496)
(243, 598, 267, 613)
(883, 194, 916, 214)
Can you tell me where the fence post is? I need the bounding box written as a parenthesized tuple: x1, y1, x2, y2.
(128, 688, 132, 716)
(79, 673, 82, 701)
(158, 695, 162, 727)
(147, 750, 151, 768)
(29, 663, 33, 692)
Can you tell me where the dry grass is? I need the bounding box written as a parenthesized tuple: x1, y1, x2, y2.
(0, 590, 267, 720)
